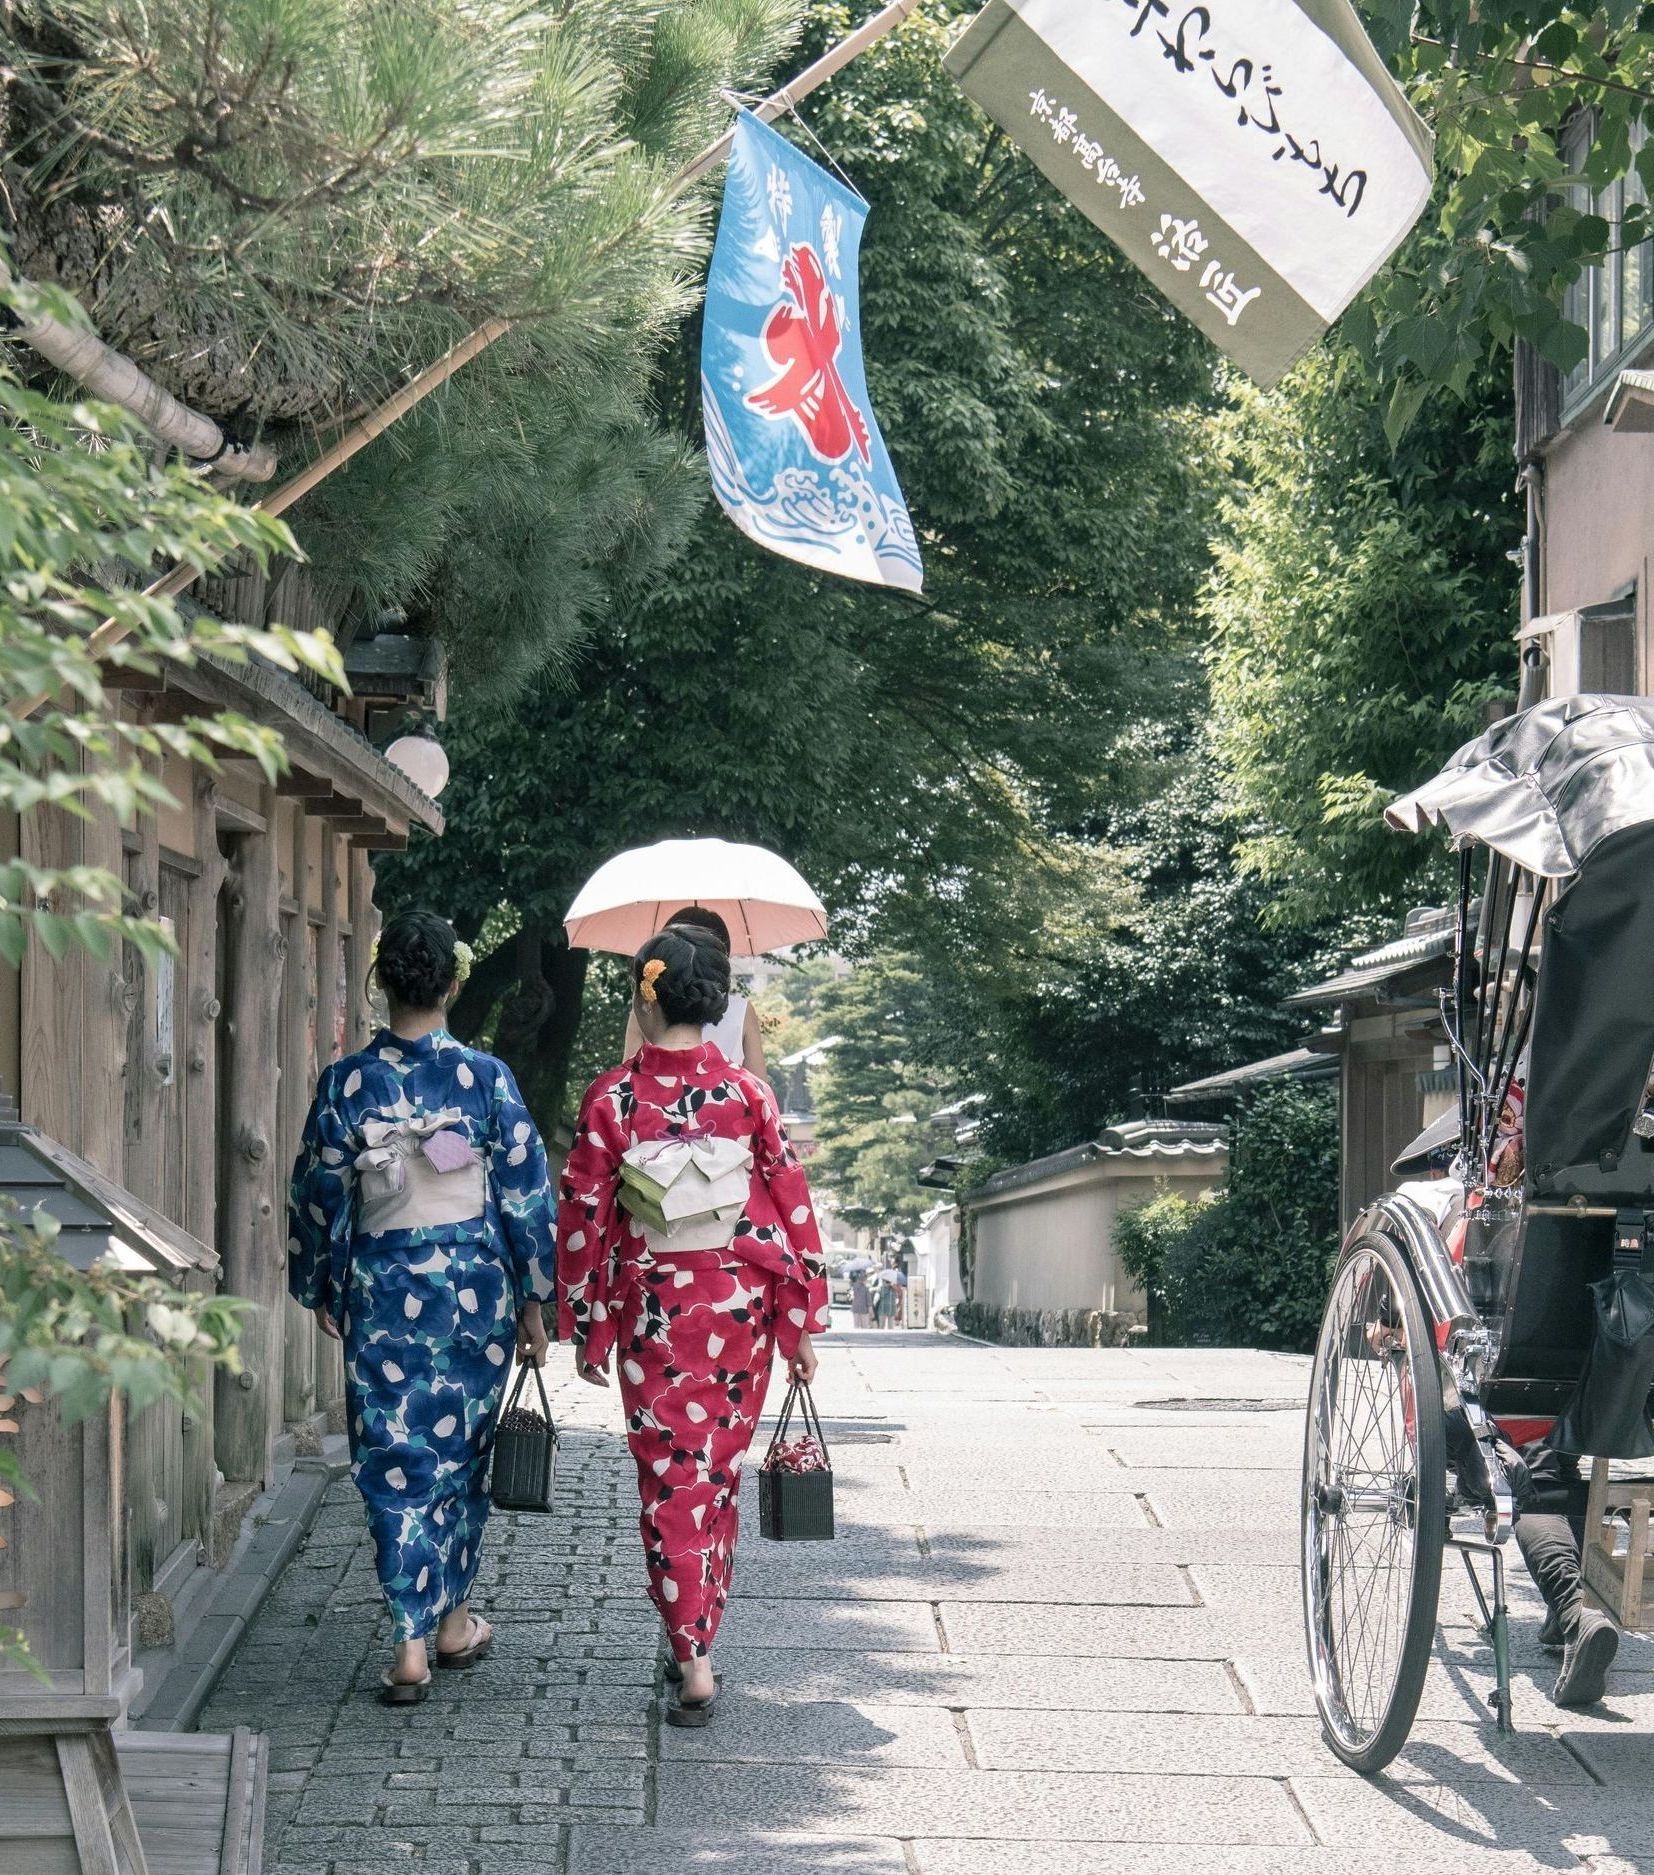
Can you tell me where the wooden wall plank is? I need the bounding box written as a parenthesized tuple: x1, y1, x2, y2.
(21, 796, 84, 1151)
(212, 786, 285, 1489)
(179, 778, 226, 1547)
(0, 1406, 85, 1673)
(308, 841, 346, 1421)
(279, 806, 315, 1429)
(345, 847, 378, 1052)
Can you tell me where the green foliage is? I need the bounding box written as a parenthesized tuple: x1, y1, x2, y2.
(0, 1208, 248, 1427)
(389, 0, 1219, 1125)
(808, 956, 953, 1231)
(0, 1199, 249, 1670)
(892, 726, 1324, 1167)
(4, 0, 801, 424)
(5, 0, 805, 692)
(1206, 344, 1518, 927)
(1116, 1081, 1340, 1351)
(0, 265, 342, 969)
(1351, 2, 1654, 403)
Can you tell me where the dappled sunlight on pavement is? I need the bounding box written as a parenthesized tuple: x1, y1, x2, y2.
(200, 1322, 1654, 1873)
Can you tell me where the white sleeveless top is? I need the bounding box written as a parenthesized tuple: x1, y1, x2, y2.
(702, 993, 747, 1066)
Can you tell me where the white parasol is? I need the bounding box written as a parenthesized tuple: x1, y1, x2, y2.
(563, 838, 827, 956)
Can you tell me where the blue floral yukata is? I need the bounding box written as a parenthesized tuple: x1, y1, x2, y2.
(288, 1028, 555, 1642)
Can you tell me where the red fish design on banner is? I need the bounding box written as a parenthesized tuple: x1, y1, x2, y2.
(747, 245, 872, 466)
(701, 111, 922, 591)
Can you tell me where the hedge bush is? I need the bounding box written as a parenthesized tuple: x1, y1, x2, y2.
(1116, 1080, 1339, 1351)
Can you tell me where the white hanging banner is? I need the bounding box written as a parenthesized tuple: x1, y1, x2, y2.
(944, 0, 1433, 385)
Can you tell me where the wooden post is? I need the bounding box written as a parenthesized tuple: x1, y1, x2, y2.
(120, 774, 170, 1596)
(212, 788, 285, 1489)
(309, 841, 347, 1424)
(279, 806, 316, 1430)
(20, 792, 85, 1151)
(79, 781, 126, 1184)
(179, 776, 225, 1548)
(345, 847, 378, 1051)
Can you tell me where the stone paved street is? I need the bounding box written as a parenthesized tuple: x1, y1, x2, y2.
(201, 1325, 1654, 1873)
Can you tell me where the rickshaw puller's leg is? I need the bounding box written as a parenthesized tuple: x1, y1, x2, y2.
(1514, 1511, 1585, 1641)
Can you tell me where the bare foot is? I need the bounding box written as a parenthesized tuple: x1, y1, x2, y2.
(679, 1656, 717, 1703)
(390, 1639, 429, 1684)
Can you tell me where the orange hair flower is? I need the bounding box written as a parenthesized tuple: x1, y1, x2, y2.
(639, 958, 668, 1004)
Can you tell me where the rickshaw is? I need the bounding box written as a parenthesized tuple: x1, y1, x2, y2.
(1302, 693, 1654, 1772)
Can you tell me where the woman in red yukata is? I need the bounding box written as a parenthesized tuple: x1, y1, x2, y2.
(556, 923, 828, 1727)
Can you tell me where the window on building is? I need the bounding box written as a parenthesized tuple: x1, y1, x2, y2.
(1561, 117, 1654, 408)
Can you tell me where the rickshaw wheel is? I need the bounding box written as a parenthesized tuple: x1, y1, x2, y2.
(1302, 1230, 1445, 1774)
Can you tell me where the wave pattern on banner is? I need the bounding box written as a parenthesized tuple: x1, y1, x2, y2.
(703, 375, 923, 592)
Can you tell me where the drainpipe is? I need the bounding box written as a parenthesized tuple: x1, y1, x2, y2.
(0, 259, 276, 482)
(1516, 461, 1549, 710)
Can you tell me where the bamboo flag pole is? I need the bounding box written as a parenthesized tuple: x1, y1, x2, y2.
(18, 0, 923, 718)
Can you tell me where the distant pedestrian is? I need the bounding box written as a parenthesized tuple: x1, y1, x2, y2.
(558, 923, 828, 1728)
(850, 1271, 873, 1329)
(874, 1266, 900, 1330)
(288, 910, 557, 1706)
(622, 905, 770, 1081)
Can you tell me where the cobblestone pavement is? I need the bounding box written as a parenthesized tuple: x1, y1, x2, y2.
(202, 1325, 1654, 1874)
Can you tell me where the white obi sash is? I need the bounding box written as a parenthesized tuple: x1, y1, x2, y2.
(354, 1108, 486, 1237)
(620, 1135, 752, 1257)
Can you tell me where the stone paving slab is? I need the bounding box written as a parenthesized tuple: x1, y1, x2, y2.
(1288, 1774, 1654, 1859)
(937, 1598, 1306, 1659)
(653, 1764, 1314, 1844)
(917, 1522, 1300, 1567)
(710, 1594, 943, 1652)
(911, 1845, 1601, 1875)
(705, 1646, 1247, 1712)
(965, 1708, 1591, 1784)
(1097, 1433, 1302, 1471)
(1132, 1472, 1299, 1528)
(568, 1829, 906, 1874)
(737, 1555, 1198, 1605)
(657, 1695, 966, 1767)
(840, 1489, 1156, 1530)
(1230, 1653, 1611, 1727)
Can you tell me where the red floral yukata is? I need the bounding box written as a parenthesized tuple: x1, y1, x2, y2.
(556, 1041, 829, 1661)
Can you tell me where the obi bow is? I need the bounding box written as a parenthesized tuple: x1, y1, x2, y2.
(619, 1134, 753, 1234)
(355, 1108, 472, 1201)
(625, 1134, 752, 1191)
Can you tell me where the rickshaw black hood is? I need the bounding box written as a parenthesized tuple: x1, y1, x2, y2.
(1388, 694, 1654, 879)
(1527, 819, 1654, 1197)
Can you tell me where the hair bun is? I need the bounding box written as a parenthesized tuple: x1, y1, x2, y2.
(632, 926, 730, 1030)
(376, 909, 459, 1011)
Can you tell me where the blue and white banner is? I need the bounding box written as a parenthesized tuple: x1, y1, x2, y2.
(701, 111, 922, 592)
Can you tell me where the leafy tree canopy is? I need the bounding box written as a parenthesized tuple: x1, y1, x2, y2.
(386, 0, 1219, 1128)
(1206, 344, 1519, 927)
(805, 955, 957, 1231)
(3, 0, 806, 691)
(1354, 0, 1654, 413)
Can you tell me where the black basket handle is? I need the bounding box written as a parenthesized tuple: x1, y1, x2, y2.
(502, 1355, 553, 1423)
(764, 1376, 829, 1468)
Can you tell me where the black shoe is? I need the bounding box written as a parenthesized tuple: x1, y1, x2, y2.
(1538, 1606, 1565, 1651)
(1554, 1608, 1619, 1707)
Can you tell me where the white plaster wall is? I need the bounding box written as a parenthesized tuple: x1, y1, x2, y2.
(1542, 398, 1654, 689)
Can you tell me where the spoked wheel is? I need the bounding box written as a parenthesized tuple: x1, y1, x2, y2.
(1302, 1230, 1445, 1773)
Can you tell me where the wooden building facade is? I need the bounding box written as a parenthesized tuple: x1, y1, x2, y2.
(0, 617, 444, 1658)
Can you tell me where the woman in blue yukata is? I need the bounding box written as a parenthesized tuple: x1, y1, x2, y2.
(288, 909, 556, 1704)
